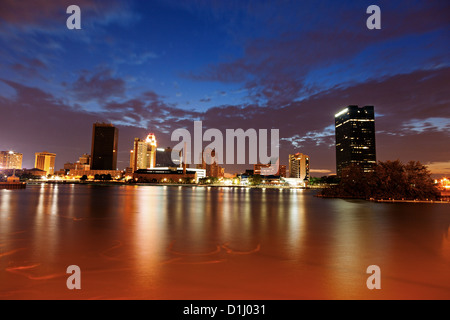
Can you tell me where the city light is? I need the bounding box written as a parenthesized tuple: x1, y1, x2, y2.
(334, 108, 349, 118)
(145, 133, 157, 147)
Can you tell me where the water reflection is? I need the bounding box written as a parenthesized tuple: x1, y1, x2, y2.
(0, 185, 449, 299)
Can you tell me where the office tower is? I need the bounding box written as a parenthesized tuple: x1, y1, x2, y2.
(0, 151, 23, 169)
(35, 152, 56, 175)
(145, 133, 157, 169)
(130, 138, 147, 171)
(91, 123, 119, 170)
(335, 105, 376, 176)
(155, 147, 181, 168)
(130, 133, 158, 172)
(289, 153, 310, 180)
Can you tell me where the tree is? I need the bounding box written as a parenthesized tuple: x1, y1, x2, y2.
(320, 160, 440, 200)
(80, 175, 88, 182)
(249, 174, 262, 186)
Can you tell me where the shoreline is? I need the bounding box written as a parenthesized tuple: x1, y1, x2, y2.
(316, 194, 450, 204)
(25, 180, 316, 190)
(370, 198, 450, 204)
(14, 182, 450, 203)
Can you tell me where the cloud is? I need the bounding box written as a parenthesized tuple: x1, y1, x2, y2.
(103, 91, 201, 131)
(10, 58, 47, 79)
(114, 51, 159, 66)
(71, 68, 126, 102)
(183, 1, 449, 107)
(0, 0, 136, 29)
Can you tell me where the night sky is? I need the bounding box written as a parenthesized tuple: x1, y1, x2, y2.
(0, 0, 449, 176)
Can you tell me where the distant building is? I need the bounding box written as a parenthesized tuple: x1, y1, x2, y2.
(67, 170, 124, 179)
(35, 152, 56, 175)
(254, 163, 286, 177)
(130, 134, 158, 171)
(156, 147, 181, 168)
(289, 153, 310, 180)
(23, 168, 47, 177)
(0, 151, 23, 169)
(78, 153, 91, 165)
(91, 123, 119, 170)
(335, 105, 376, 176)
(59, 153, 91, 175)
(133, 167, 205, 183)
(130, 138, 148, 171)
(64, 162, 90, 171)
(197, 149, 224, 178)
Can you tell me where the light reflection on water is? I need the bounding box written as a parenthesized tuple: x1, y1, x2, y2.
(0, 184, 449, 299)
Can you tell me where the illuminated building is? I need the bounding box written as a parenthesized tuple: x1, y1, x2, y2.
(91, 123, 119, 170)
(130, 133, 158, 172)
(335, 105, 376, 176)
(66, 169, 124, 180)
(289, 153, 310, 180)
(78, 153, 91, 165)
(62, 153, 91, 173)
(254, 163, 286, 177)
(133, 168, 205, 183)
(35, 152, 56, 175)
(0, 151, 23, 169)
(130, 138, 148, 171)
(145, 133, 157, 168)
(63, 162, 89, 171)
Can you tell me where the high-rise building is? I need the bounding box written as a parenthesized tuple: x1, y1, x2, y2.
(0, 151, 23, 169)
(130, 133, 158, 172)
(289, 153, 310, 180)
(35, 152, 56, 175)
(130, 138, 147, 171)
(335, 105, 376, 176)
(91, 123, 119, 170)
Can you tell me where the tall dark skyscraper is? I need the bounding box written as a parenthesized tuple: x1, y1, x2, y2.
(91, 123, 119, 170)
(335, 105, 376, 177)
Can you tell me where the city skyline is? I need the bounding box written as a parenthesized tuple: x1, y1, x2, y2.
(0, 1, 449, 176)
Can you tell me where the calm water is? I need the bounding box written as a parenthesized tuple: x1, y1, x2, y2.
(0, 184, 449, 299)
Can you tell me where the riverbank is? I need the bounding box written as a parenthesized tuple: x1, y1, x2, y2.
(25, 180, 315, 190)
(316, 193, 450, 204)
(0, 182, 26, 190)
(371, 199, 450, 204)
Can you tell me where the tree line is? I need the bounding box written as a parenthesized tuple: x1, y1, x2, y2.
(320, 160, 440, 200)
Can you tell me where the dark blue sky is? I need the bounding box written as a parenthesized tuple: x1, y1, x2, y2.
(0, 0, 449, 175)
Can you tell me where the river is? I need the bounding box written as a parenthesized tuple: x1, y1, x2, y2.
(0, 184, 449, 299)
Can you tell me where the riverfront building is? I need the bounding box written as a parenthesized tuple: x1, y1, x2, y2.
(0, 151, 23, 170)
(335, 105, 376, 176)
(35, 152, 56, 175)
